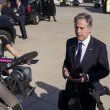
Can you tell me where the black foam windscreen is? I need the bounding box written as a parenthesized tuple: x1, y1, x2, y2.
(0, 51, 38, 71)
(12, 51, 38, 66)
(23, 51, 38, 61)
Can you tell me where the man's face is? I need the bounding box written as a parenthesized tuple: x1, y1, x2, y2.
(75, 19, 92, 41)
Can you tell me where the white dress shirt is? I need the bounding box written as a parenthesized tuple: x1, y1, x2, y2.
(76, 35, 91, 63)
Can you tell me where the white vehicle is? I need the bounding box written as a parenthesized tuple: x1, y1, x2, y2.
(66, 0, 74, 6)
(54, 0, 60, 6)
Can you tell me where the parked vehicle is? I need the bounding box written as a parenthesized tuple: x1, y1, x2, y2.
(54, 0, 80, 6)
(10, 0, 40, 25)
(24, 0, 40, 24)
(54, 0, 60, 6)
(0, 15, 16, 43)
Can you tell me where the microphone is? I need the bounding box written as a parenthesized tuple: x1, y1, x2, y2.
(0, 51, 38, 72)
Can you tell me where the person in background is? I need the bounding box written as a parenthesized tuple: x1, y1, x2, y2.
(48, 0, 57, 22)
(58, 13, 109, 110)
(16, 0, 27, 39)
(1, 0, 18, 24)
(104, 85, 110, 95)
(89, 85, 110, 110)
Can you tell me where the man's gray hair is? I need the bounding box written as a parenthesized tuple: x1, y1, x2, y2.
(74, 13, 93, 27)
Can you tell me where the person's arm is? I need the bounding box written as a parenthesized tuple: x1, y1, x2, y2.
(63, 67, 70, 79)
(11, 8, 19, 22)
(5, 43, 31, 65)
(5, 44, 21, 58)
(97, 102, 105, 110)
(62, 40, 71, 79)
(18, 5, 25, 16)
(104, 86, 110, 95)
(1, 36, 21, 58)
(89, 90, 105, 110)
(88, 44, 109, 82)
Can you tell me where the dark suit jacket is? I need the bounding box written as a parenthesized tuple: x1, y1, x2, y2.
(17, 4, 25, 22)
(63, 36, 109, 94)
(1, 6, 18, 22)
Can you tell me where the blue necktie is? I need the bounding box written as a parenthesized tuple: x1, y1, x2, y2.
(75, 42, 82, 68)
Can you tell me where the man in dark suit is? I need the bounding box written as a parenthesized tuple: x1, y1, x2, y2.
(59, 13, 109, 110)
(16, 0, 27, 39)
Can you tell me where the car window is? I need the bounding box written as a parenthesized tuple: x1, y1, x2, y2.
(21, 0, 29, 6)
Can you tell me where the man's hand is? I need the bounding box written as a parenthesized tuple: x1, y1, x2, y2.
(67, 73, 88, 83)
(79, 73, 89, 82)
(104, 86, 110, 95)
(89, 89, 101, 102)
(16, 13, 19, 16)
(63, 68, 70, 79)
(62, 71, 89, 83)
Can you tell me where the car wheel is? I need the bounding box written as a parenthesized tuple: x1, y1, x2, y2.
(0, 30, 12, 44)
(32, 14, 39, 25)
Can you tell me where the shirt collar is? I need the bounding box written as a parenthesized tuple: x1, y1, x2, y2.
(78, 35, 91, 46)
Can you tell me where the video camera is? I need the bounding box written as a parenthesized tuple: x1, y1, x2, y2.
(0, 51, 38, 110)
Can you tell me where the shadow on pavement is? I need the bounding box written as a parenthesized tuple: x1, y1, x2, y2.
(21, 81, 60, 110)
(85, 7, 104, 13)
(35, 81, 60, 99)
(72, 4, 104, 14)
(78, 4, 104, 14)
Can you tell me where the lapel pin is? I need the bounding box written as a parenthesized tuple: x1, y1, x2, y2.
(89, 48, 92, 50)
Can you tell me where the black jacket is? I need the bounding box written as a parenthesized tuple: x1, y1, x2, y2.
(63, 36, 109, 93)
(1, 6, 18, 22)
(17, 4, 25, 22)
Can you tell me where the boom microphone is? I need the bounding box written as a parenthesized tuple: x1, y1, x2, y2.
(0, 51, 38, 72)
(22, 51, 38, 62)
(11, 51, 38, 66)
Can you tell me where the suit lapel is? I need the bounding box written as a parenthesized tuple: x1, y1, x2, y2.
(80, 37, 94, 66)
(69, 39, 77, 68)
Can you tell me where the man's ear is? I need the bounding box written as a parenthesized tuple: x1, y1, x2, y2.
(88, 26, 92, 33)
